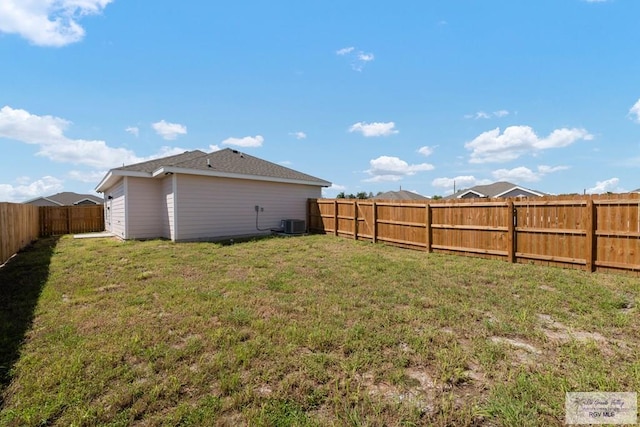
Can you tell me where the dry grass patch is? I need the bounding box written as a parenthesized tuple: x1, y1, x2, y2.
(0, 235, 639, 426)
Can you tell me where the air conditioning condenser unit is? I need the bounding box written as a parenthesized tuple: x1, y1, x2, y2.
(282, 219, 306, 234)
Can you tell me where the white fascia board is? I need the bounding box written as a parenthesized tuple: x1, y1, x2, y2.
(73, 198, 101, 205)
(152, 166, 331, 188)
(95, 170, 151, 192)
(457, 190, 486, 198)
(494, 186, 543, 198)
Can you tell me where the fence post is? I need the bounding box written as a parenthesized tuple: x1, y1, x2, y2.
(372, 201, 377, 243)
(425, 203, 432, 252)
(507, 200, 516, 263)
(585, 199, 596, 272)
(66, 206, 72, 234)
(333, 200, 338, 236)
(353, 200, 358, 240)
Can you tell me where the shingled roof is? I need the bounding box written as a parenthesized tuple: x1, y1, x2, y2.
(373, 190, 429, 200)
(97, 148, 330, 192)
(113, 150, 207, 173)
(25, 191, 103, 206)
(444, 181, 544, 199)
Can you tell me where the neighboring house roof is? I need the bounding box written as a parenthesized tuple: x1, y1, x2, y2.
(373, 190, 429, 200)
(24, 191, 103, 206)
(444, 181, 545, 199)
(632, 188, 640, 193)
(96, 148, 331, 192)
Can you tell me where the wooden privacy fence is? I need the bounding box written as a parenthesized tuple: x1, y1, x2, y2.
(308, 194, 640, 275)
(39, 205, 105, 237)
(1, 204, 105, 265)
(0, 203, 40, 266)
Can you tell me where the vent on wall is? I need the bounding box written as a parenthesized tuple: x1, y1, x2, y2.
(281, 219, 306, 234)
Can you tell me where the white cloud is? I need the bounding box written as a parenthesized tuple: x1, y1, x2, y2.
(364, 156, 434, 182)
(336, 46, 375, 71)
(208, 144, 222, 152)
(465, 112, 490, 120)
(327, 184, 347, 191)
(349, 121, 398, 137)
(586, 178, 623, 194)
(15, 176, 31, 185)
(417, 146, 434, 157)
(125, 126, 139, 137)
(491, 165, 569, 183)
(221, 135, 264, 148)
(279, 160, 292, 166)
(492, 167, 541, 182)
(152, 120, 187, 140)
(465, 125, 593, 163)
(629, 99, 640, 123)
(290, 131, 307, 140)
(0, 105, 145, 169)
(322, 184, 347, 197)
(0, 0, 113, 47)
(0, 176, 64, 202)
(0, 106, 191, 170)
(537, 165, 570, 174)
(464, 110, 510, 120)
(68, 170, 107, 183)
(431, 176, 489, 189)
(336, 47, 355, 55)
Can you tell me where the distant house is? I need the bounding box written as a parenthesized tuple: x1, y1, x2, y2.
(25, 192, 103, 207)
(632, 188, 640, 193)
(444, 181, 544, 200)
(373, 190, 429, 201)
(95, 148, 331, 241)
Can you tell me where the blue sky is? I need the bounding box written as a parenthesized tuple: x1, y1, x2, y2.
(1, 0, 639, 202)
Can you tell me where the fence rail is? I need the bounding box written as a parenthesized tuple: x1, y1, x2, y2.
(308, 194, 640, 276)
(39, 205, 105, 237)
(0, 203, 40, 265)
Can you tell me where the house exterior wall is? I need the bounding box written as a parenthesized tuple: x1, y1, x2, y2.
(105, 179, 126, 238)
(160, 175, 175, 240)
(126, 177, 164, 239)
(174, 174, 322, 241)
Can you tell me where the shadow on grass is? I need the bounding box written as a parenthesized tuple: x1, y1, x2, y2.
(0, 236, 59, 407)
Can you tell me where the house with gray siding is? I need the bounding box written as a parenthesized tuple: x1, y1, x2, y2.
(444, 181, 544, 200)
(25, 191, 103, 206)
(95, 149, 330, 241)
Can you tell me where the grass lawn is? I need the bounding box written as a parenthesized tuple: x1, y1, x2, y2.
(0, 234, 639, 426)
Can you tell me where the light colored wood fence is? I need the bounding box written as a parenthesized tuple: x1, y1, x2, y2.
(308, 193, 640, 275)
(39, 205, 105, 236)
(0, 203, 40, 266)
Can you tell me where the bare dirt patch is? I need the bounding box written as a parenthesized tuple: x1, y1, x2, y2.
(490, 336, 541, 365)
(537, 314, 606, 344)
(360, 368, 436, 413)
